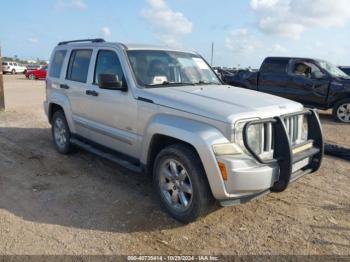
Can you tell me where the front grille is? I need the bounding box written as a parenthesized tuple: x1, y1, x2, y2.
(284, 115, 304, 145)
(257, 115, 305, 158)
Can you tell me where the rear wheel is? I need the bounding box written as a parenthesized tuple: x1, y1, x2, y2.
(153, 144, 214, 223)
(333, 99, 350, 123)
(29, 74, 36, 80)
(51, 110, 75, 154)
(11, 69, 16, 75)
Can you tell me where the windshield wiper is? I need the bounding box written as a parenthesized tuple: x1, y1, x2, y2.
(145, 81, 195, 88)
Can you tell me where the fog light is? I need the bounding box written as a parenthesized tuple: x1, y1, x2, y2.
(212, 143, 243, 156)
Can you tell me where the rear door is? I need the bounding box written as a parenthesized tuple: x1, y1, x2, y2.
(287, 59, 330, 106)
(258, 58, 293, 99)
(63, 49, 94, 138)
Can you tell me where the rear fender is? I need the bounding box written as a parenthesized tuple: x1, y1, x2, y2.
(48, 90, 75, 133)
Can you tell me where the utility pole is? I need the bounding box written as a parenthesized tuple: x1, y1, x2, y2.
(210, 42, 214, 66)
(0, 45, 5, 111)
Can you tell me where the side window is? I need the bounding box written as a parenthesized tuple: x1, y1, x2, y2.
(261, 59, 288, 74)
(291, 61, 323, 79)
(94, 50, 125, 85)
(49, 50, 67, 78)
(13, 63, 17, 66)
(66, 49, 92, 83)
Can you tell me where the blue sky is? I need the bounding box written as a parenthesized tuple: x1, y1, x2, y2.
(1, 0, 350, 68)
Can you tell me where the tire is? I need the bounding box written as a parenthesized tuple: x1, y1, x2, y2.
(51, 110, 75, 154)
(153, 143, 215, 223)
(23, 70, 27, 75)
(29, 74, 36, 80)
(332, 99, 350, 123)
(11, 69, 16, 75)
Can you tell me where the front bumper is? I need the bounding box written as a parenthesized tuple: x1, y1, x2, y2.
(217, 109, 324, 205)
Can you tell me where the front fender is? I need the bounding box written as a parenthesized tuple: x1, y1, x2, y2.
(140, 114, 231, 199)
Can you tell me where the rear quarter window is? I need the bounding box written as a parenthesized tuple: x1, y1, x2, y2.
(49, 50, 67, 78)
(2, 62, 8, 66)
(261, 59, 289, 74)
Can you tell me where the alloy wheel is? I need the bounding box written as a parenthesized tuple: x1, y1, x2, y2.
(159, 159, 193, 212)
(54, 118, 67, 148)
(337, 103, 350, 123)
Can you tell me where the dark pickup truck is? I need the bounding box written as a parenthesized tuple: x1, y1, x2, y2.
(227, 57, 350, 123)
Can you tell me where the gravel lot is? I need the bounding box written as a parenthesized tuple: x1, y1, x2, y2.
(0, 74, 349, 256)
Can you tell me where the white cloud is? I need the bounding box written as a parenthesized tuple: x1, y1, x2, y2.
(269, 43, 288, 53)
(101, 27, 111, 38)
(142, 0, 192, 46)
(28, 38, 39, 43)
(250, 0, 350, 39)
(55, 0, 86, 10)
(225, 28, 288, 62)
(225, 28, 263, 53)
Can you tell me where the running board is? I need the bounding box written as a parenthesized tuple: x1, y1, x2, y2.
(70, 138, 142, 173)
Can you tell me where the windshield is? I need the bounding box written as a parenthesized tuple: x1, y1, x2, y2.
(127, 50, 221, 87)
(318, 60, 350, 78)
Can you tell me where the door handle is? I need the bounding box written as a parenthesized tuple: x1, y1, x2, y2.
(86, 90, 99, 96)
(60, 84, 70, 89)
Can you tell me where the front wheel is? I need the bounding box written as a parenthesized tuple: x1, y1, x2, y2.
(11, 69, 16, 75)
(333, 99, 350, 123)
(153, 144, 214, 223)
(29, 74, 36, 80)
(51, 110, 75, 154)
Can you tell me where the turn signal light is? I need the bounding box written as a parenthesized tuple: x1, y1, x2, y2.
(218, 162, 228, 181)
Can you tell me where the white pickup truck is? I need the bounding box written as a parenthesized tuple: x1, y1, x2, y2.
(44, 39, 324, 223)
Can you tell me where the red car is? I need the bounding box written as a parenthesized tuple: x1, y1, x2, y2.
(25, 65, 48, 80)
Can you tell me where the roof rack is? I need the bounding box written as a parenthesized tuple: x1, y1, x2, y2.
(58, 38, 105, 46)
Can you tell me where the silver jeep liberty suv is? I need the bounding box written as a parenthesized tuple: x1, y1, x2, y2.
(44, 39, 324, 223)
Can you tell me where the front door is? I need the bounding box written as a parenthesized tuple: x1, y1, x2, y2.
(288, 60, 330, 107)
(82, 48, 139, 158)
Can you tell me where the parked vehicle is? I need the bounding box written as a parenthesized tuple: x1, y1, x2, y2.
(339, 66, 350, 76)
(25, 65, 48, 80)
(2, 61, 27, 74)
(221, 69, 256, 87)
(26, 64, 41, 71)
(45, 39, 323, 223)
(230, 57, 350, 123)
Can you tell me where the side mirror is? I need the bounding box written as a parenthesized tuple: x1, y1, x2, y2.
(98, 74, 127, 91)
(311, 71, 326, 80)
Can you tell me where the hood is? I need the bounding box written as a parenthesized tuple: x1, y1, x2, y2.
(331, 77, 350, 86)
(141, 85, 303, 123)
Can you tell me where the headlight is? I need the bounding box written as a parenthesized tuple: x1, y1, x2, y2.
(245, 124, 263, 155)
(212, 143, 243, 156)
(234, 120, 264, 156)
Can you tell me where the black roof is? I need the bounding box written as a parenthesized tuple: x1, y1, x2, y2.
(264, 56, 322, 62)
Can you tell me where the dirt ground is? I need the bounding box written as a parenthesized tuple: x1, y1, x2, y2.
(0, 74, 349, 256)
